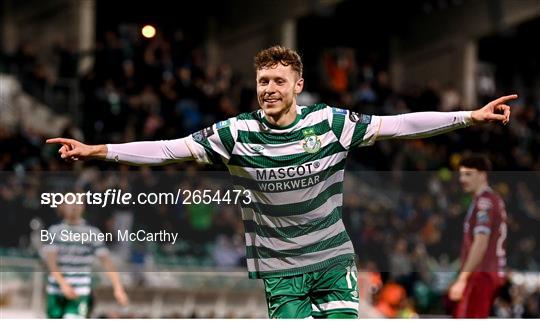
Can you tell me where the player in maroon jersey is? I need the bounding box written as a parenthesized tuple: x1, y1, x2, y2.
(449, 154, 507, 318)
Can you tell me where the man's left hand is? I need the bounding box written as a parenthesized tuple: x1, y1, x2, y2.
(471, 94, 518, 125)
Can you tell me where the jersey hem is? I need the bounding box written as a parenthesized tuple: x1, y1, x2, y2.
(248, 253, 356, 279)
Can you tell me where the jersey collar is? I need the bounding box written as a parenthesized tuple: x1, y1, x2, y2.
(474, 185, 492, 197)
(260, 105, 302, 130)
(62, 219, 86, 226)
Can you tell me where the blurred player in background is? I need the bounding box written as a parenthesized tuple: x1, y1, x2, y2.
(47, 46, 516, 318)
(42, 202, 129, 318)
(449, 154, 507, 317)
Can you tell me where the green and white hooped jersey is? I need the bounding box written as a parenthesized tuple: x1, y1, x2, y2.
(191, 103, 380, 278)
(43, 221, 109, 296)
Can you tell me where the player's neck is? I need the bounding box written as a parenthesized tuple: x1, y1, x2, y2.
(264, 104, 298, 128)
(65, 218, 83, 225)
(473, 182, 490, 196)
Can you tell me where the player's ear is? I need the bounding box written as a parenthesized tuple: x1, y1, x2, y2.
(294, 77, 304, 95)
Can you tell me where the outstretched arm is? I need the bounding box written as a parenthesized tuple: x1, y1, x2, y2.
(374, 94, 517, 140)
(46, 136, 208, 165)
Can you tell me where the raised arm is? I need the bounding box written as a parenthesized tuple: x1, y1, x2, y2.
(46, 136, 208, 165)
(375, 94, 517, 140)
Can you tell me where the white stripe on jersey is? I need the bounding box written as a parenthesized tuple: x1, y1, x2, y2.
(46, 285, 91, 296)
(48, 275, 91, 285)
(245, 240, 354, 273)
(244, 219, 346, 250)
(248, 170, 344, 205)
(241, 193, 343, 228)
(228, 151, 348, 177)
(232, 130, 338, 157)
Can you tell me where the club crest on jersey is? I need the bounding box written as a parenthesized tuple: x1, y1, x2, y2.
(301, 128, 321, 153)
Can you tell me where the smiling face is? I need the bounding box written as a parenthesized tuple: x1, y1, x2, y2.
(256, 63, 304, 117)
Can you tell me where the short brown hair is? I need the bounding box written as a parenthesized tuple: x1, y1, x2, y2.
(459, 153, 492, 172)
(254, 45, 303, 77)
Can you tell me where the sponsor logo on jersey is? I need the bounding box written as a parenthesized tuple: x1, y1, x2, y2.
(249, 145, 264, 153)
(256, 163, 316, 180)
(216, 119, 231, 129)
(301, 128, 321, 153)
(255, 162, 320, 192)
(257, 175, 321, 192)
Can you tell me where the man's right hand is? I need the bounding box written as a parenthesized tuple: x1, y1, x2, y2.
(46, 138, 107, 161)
(448, 277, 467, 301)
(60, 283, 79, 300)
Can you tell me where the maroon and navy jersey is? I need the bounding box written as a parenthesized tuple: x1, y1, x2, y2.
(460, 187, 507, 277)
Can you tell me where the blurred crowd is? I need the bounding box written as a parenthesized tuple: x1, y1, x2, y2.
(1, 27, 539, 317)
